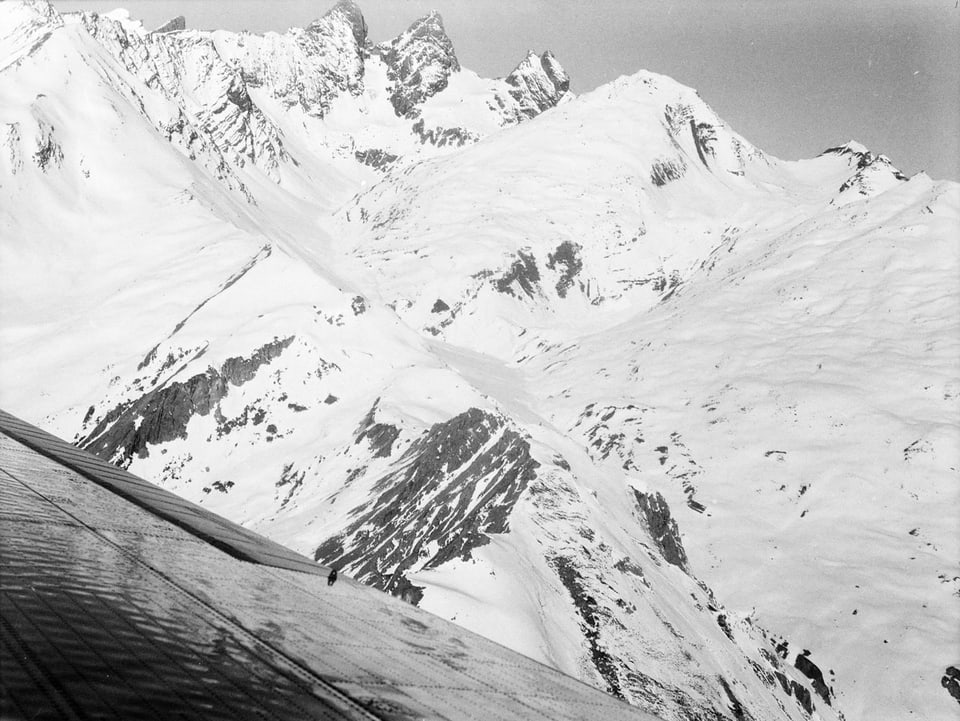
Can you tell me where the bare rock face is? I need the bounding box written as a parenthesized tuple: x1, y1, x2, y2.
(821, 142, 909, 199)
(794, 651, 833, 707)
(212, 0, 369, 118)
(152, 16, 185, 34)
(354, 398, 400, 458)
(632, 488, 689, 571)
(81, 11, 288, 185)
(550, 555, 625, 700)
(376, 11, 460, 118)
(314, 408, 540, 600)
(943, 666, 960, 705)
(81, 337, 294, 466)
(310, 0, 368, 49)
(502, 50, 571, 121)
(650, 156, 687, 187)
(546, 240, 583, 298)
(494, 250, 541, 298)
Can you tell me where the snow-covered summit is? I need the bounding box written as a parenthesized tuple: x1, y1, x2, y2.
(307, 0, 367, 49)
(502, 50, 573, 120)
(375, 10, 460, 117)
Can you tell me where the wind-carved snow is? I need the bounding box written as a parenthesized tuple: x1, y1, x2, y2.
(1, 2, 957, 721)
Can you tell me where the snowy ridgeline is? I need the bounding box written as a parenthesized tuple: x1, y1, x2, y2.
(1, 2, 958, 720)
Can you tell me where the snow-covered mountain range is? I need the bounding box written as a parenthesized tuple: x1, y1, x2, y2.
(1, 1, 957, 719)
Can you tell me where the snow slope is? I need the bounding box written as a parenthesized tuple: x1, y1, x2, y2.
(1, 2, 957, 720)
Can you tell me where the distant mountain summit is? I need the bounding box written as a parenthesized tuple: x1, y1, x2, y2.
(375, 10, 460, 117)
(1, 2, 957, 721)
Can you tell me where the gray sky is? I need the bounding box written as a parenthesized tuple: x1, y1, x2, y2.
(53, 0, 960, 181)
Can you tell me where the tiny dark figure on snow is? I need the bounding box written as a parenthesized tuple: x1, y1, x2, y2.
(327, 568, 338, 587)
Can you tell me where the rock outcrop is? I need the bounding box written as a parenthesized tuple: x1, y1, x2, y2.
(152, 16, 185, 34)
(501, 50, 571, 121)
(632, 489, 689, 571)
(376, 11, 460, 118)
(314, 408, 539, 599)
(81, 337, 294, 466)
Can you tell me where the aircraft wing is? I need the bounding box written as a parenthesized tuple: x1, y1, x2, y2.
(0, 409, 659, 720)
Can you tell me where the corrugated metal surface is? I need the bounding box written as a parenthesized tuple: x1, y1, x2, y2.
(0, 411, 658, 720)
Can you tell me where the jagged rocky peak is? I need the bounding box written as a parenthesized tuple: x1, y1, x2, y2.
(307, 0, 368, 49)
(152, 15, 186, 34)
(503, 49, 572, 119)
(821, 140, 903, 174)
(822, 140, 908, 198)
(821, 140, 872, 160)
(377, 10, 460, 117)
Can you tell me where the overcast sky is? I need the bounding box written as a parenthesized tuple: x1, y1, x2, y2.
(52, 0, 960, 181)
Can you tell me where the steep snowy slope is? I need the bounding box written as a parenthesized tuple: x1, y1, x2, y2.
(534, 176, 960, 721)
(329, 62, 959, 721)
(1, 2, 957, 720)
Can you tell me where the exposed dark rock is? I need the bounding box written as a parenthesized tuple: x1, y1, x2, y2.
(214, 403, 267, 437)
(276, 462, 306, 509)
(80, 336, 294, 466)
(794, 651, 832, 705)
(392, 575, 425, 606)
(377, 11, 460, 118)
(310, 0, 368, 49)
(546, 241, 583, 298)
(494, 250, 540, 298)
(716, 613, 734, 641)
(652, 269, 681, 294)
(551, 555, 624, 699)
(503, 50, 570, 120)
(354, 148, 398, 170)
(33, 121, 63, 171)
(632, 489, 688, 571)
(663, 102, 696, 135)
(791, 681, 813, 715)
(138, 344, 159, 371)
(773, 671, 791, 695)
(315, 408, 539, 600)
(650, 156, 686, 187)
(152, 15, 186, 34)
(942, 665, 960, 704)
(225, 79, 254, 114)
(351, 295, 366, 315)
(323, 395, 338, 405)
(690, 119, 718, 166)
(717, 676, 752, 721)
(354, 399, 400, 458)
(410, 119, 477, 147)
(431, 298, 450, 313)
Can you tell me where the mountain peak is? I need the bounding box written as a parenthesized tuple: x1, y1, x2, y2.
(376, 8, 460, 117)
(819, 142, 908, 200)
(407, 10, 447, 35)
(821, 140, 871, 159)
(152, 15, 185, 34)
(503, 49, 572, 119)
(308, 0, 368, 48)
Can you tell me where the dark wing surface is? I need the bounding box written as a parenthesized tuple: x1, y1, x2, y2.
(0, 409, 659, 721)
